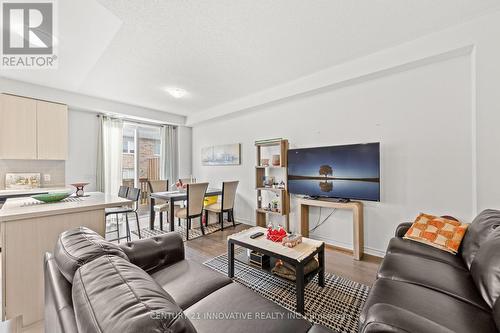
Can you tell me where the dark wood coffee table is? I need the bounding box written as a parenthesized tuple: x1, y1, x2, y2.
(227, 227, 325, 314)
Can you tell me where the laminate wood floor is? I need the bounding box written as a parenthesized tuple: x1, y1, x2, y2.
(178, 223, 380, 286)
(116, 216, 382, 286)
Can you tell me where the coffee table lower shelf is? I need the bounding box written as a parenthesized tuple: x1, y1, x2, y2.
(227, 239, 325, 314)
(234, 250, 321, 285)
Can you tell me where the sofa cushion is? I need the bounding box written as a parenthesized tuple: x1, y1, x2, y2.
(403, 213, 468, 254)
(461, 209, 500, 268)
(386, 237, 467, 270)
(151, 259, 232, 309)
(54, 226, 129, 282)
(184, 283, 312, 333)
(363, 303, 457, 333)
(470, 229, 500, 308)
(119, 232, 185, 273)
(377, 253, 489, 310)
(360, 278, 497, 333)
(72, 255, 196, 333)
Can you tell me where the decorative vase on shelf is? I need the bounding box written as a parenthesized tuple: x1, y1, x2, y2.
(272, 155, 280, 166)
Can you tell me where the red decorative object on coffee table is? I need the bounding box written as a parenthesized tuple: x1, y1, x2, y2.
(267, 225, 287, 242)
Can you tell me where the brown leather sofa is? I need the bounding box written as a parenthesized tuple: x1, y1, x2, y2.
(44, 227, 331, 333)
(359, 209, 500, 333)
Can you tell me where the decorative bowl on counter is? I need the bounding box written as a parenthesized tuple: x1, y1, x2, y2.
(70, 182, 90, 197)
(31, 192, 71, 203)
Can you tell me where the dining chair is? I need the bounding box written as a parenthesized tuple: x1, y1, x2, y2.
(174, 182, 209, 240)
(148, 180, 169, 230)
(204, 181, 239, 231)
(105, 187, 142, 242)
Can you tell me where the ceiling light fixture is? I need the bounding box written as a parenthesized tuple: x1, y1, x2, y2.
(165, 87, 188, 98)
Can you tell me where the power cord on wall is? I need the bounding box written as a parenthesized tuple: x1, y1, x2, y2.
(310, 207, 337, 233)
(288, 194, 337, 233)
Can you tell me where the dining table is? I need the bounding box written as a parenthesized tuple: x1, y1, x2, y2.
(149, 188, 222, 231)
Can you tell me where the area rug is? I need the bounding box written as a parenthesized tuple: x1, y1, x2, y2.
(132, 220, 240, 241)
(204, 248, 370, 333)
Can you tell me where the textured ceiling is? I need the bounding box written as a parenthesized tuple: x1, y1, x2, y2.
(2, 0, 500, 116)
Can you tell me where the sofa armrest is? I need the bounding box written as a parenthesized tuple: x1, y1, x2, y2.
(44, 253, 78, 333)
(362, 303, 454, 333)
(395, 222, 413, 237)
(119, 232, 185, 273)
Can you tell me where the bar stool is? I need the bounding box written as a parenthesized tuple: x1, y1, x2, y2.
(105, 187, 142, 242)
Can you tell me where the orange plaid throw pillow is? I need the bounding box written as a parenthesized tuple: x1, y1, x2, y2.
(403, 213, 468, 254)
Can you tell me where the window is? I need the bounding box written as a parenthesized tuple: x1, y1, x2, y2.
(121, 123, 162, 187)
(123, 136, 135, 154)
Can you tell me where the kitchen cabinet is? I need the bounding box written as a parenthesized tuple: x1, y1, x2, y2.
(36, 100, 68, 160)
(0, 94, 37, 159)
(0, 94, 68, 160)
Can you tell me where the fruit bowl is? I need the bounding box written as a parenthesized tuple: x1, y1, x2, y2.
(32, 192, 71, 203)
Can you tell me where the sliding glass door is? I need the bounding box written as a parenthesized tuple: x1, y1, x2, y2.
(121, 122, 161, 193)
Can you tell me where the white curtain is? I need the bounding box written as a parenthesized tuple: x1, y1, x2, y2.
(160, 125, 178, 186)
(96, 116, 105, 192)
(96, 116, 123, 194)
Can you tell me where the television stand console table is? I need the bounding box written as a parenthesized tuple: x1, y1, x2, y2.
(297, 198, 364, 260)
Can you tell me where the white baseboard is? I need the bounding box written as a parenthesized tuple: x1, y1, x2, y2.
(234, 218, 255, 226)
(308, 234, 386, 258)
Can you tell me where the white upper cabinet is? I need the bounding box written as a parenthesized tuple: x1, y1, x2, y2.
(36, 100, 68, 160)
(0, 94, 68, 160)
(0, 94, 38, 159)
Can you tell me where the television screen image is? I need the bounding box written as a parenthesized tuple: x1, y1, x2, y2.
(287, 143, 380, 201)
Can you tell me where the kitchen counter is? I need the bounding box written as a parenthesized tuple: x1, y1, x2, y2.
(0, 191, 130, 222)
(0, 187, 71, 199)
(0, 191, 132, 329)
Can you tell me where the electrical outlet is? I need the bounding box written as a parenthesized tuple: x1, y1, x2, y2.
(44, 174, 51, 182)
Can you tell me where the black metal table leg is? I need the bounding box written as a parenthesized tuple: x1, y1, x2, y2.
(318, 245, 325, 287)
(296, 263, 305, 314)
(170, 199, 175, 232)
(228, 241, 235, 278)
(149, 196, 155, 230)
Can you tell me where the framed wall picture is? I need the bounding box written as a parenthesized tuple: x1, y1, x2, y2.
(201, 143, 241, 166)
(5, 173, 41, 189)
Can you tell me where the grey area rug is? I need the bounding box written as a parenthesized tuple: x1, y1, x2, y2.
(204, 248, 370, 333)
(132, 220, 240, 241)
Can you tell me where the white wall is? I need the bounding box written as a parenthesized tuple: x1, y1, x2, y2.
(65, 110, 99, 191)
(191, 11, 500, 256)
(192, 52, 473, 257)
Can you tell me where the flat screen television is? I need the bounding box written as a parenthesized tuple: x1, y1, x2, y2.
(287, 142, 380, 201)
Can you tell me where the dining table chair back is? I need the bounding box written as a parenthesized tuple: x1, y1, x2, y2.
(222, 181, 239, 211)
(147, 180, 169, 194)
(187, 182, 209, 218)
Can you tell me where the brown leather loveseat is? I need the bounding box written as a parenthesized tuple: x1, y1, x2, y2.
(359, 209, 500, 333)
